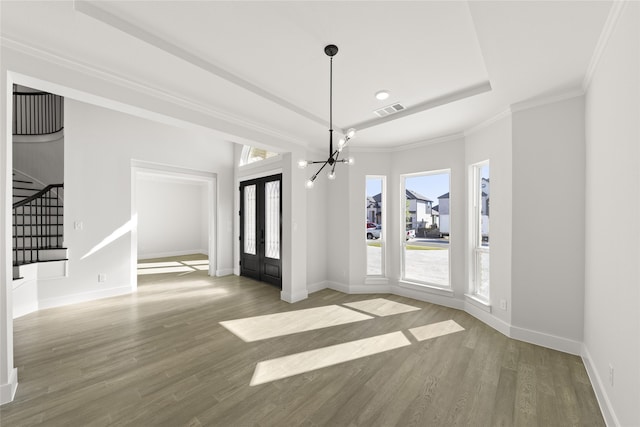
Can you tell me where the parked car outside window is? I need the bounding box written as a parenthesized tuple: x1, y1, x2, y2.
(367, 224, 382, 239)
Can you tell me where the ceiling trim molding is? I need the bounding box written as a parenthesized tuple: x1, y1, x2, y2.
(73, 0, 329, 129)
(344, 81, 492, 132)
(350, 132, 465, 153)
(1, 35, 309, 149)
(464, 108, 512, 137)
(510, 88, 585, 114)
(582, 0, 628, 91)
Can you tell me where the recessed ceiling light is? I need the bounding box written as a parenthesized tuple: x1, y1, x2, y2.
(375, 90, 390, 101)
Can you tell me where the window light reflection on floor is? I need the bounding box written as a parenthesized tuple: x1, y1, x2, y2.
(220, 305, 373, 342)
(136, 258, 209, 275)
(251, 331, 412, 386)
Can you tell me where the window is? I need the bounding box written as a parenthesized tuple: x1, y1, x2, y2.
(366, 176, 385, 276)
(240, 145, 279, 166)
(471, 162, 490, 301)
(402, 171, 450, 287)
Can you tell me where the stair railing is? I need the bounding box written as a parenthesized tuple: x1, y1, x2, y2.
(12, 91, 64, 136)
(13, 184, 64, 265)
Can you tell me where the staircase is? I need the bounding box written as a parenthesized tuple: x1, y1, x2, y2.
(12, 174, 67, 280)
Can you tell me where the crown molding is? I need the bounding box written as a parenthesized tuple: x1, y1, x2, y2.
(1, 35, 309, 150)
(73, 0, 328, 129)
(582, 0, 628, 91)
(510, 88, 585, 114)
(350, 132, 465, 153)
(464, 108, 512, 137)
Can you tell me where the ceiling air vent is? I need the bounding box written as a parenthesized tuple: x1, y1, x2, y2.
(374, 103, 405, 118)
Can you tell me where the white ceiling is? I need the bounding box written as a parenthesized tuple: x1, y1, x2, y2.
(0, 1, 612, 151)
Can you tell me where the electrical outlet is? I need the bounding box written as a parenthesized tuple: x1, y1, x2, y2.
(500, 299, 507, 310)
(98, 273, 107, 283)
(74, 221, 83, 231)
(609, 364, 614, 386)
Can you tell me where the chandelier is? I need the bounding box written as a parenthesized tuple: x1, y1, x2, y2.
(298, 44, 355, 189)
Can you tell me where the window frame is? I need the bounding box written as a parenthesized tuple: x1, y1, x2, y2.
(365, 175, 386, 278)
(469, 161, 490, 303)
(400, 169, 451, 289)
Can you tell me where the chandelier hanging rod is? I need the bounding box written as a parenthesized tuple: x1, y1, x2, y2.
(298, 44, 356, 189)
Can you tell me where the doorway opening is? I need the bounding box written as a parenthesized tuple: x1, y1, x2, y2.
(239, 174, 282, 289)
(131, 161, 217, 290)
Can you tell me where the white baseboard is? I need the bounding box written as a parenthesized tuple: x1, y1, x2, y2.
(307, 281, 329, 294)
(0, 368, 18, 405)
(392, 284, 465, 311)
(281, 289, 309, 303)
(138, 249, 208, 260)
(465, 302, 511, 337)
(326, 281, 349, 294)
(510, 324, 582, 355)
(38, 285, 132, 310)
(582, 345, 619, 427)
(348, 284, 392, 294)
(216, 268, 234, 277)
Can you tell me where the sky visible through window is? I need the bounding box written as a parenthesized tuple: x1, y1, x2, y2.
(366, 168, 490, 208)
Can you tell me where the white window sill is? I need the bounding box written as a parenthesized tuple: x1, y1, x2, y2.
(465, 294, 491, 313)
(398, 280, 454, 297)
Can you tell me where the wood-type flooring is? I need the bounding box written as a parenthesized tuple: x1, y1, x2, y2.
(0, 255, 605, 426)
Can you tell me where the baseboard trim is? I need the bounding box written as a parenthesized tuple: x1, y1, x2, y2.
(464, 302, 511, 337)
(582, 345, 619, 427)
(510, 324, 582, 355)
(38, 285, 132, 310)
(307, 281, 329, 294)
(138, 250, 207, 260)
(0, 368, 18, 405)
(392, 284, 465, 311)
(215, 268, 234, 277)
(326, 281, 349, 294)
(348, 284, 392, 294)
(281, 289, 308, 303)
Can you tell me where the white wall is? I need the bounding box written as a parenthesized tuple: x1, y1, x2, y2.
(13, 136, 64, 185)
(35, 99, 234, 305)
(137, 177, 208, 259)
(511, 96, 586, 346)
(465, 116, 512, 329)
(0, 38, 298, 405)
(583, 2, 640, 426)
(234, 149, 312, 303)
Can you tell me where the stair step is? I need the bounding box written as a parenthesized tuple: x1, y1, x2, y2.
(12, 179, 33, 184)
(13, 234, 63, 237)
(16, 247, 67, 251)
(12, 187, 40, 191)
(14, 258, 69, 267)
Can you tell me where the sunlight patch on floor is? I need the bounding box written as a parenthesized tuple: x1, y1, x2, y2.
(343, 298, 421, 317)
(220, 305, 373, 342)
(181, 260, 210, 266)
(137, 266, 195, 275)
(408, 319, 465, 341)
(137, 261, 183, 269)
(250, 331, 411, 386)
(137, 257, 209, 276)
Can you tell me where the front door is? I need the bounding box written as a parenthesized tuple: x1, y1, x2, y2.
(239, 174, 282, 288)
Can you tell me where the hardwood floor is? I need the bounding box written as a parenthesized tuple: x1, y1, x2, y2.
(1, 255, 605, 426)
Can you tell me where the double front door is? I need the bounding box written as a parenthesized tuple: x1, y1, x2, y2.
(239, 174, 282, 288)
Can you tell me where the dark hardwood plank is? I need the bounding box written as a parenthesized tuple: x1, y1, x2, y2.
(0, 255, 606, 426)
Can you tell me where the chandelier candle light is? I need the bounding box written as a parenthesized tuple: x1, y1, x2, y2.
(298, 44, 355, 189)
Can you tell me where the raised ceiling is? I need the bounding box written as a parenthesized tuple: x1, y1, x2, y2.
(0, 1, 612, 151)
